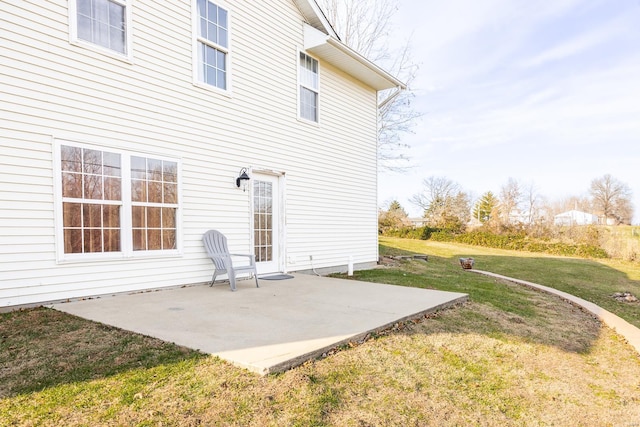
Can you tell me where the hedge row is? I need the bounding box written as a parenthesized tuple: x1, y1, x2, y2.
(386, 228, 609, 259)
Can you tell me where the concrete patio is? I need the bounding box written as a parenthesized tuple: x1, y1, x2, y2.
(51, 274, 467, 375)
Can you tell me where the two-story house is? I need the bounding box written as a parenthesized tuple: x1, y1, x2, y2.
(0, 0, 405, 308)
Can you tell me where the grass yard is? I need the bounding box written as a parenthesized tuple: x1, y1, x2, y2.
(380, 236, 640, 328)
(1, 238, 640, 426)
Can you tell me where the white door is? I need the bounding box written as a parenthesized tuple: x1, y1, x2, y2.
(252, 174, 280, 274)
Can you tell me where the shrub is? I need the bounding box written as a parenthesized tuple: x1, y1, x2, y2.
(382, 225, 610, 259)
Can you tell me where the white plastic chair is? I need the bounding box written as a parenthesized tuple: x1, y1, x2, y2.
(202, 230, 259, 291)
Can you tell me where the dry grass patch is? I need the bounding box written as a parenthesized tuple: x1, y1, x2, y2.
(3, 301, 640, 425)
(2, 248, 640, 425)
(0, 308, 200, 398)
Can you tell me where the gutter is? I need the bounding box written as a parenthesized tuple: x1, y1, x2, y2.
(378, 85, 404, 109)
(324, 37, 407, 90)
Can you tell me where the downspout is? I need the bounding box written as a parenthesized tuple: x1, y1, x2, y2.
(375, 85, 403, 265)
(378, 85, 403, 109)
(375, 85, 404, 264)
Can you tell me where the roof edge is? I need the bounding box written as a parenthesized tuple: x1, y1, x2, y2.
(324, 37, 407, 90)
(304, 24, 406, 91)
(293, 0, 339, 39)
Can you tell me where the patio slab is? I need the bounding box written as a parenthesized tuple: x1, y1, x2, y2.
(51, 274, 467, 374)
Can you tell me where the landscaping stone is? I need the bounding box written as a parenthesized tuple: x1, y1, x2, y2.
(612, 292, 638, 303)
(459, 257, 475, 269)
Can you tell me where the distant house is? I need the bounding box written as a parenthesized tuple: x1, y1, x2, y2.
(0, 0, 405, 308)
(554, 210, 598, 226)
(507, 208, 529, 225)
(409, 218, 426, 228)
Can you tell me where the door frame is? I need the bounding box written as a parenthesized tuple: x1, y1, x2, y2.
(250, 169, 286, 274)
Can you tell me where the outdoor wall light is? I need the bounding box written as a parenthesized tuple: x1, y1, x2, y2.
(236, 167, 250, 191)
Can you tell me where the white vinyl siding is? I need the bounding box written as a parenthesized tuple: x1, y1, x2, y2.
(0, 0, 379, 308)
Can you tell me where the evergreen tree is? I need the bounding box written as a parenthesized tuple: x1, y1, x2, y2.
(473, 191, 498, 223)
(388, 200, 408, 216)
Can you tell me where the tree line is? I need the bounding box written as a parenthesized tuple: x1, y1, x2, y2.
(379, 174, 635, 233)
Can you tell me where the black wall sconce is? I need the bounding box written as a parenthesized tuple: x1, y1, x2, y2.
(236, 167, 250, 191)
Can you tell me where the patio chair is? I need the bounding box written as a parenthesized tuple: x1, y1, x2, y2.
(202, 229, 259, 291)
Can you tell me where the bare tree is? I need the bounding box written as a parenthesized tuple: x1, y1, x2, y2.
(316, 0, 420, 171)
(498, 177, 522, 225)
(411, 176, 470, 229)
(411, 176, 458, 211)
(590, 174, 633, 225)
(520, 181, 535, 225)
(318, 0, 394, 61)
(378, 199, 411, 233)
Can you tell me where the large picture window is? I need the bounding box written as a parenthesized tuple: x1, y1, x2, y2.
(73, 0, 129, 55)
(195, 0, 229, 90)
(299, 52, 319, 122)
(58, 143, 179, 259)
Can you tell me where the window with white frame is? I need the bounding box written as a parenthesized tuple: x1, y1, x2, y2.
(195, 0, 229, 90)
(299, 52, 319, 122)
(61, 145, 122, 254)
(59, 143, 179, 258)
(74, 0, 128, 55)
(130, 156, 178, 251)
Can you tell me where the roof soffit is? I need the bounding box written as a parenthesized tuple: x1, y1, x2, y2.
(303, 24, 406, 91)
(292, 0, 338, 38)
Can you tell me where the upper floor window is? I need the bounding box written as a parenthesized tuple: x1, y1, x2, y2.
(195, 0, 229, 90)
(57, 142, 180, 261)
(74, 0, 128, 55)
(299, 52, 319, 122)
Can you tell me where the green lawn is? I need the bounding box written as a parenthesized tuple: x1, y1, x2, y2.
(379, 236, 640, 328)
(1, 238, 639, 426)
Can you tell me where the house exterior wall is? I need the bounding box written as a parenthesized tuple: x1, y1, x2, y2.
(0, 0, 379, 308)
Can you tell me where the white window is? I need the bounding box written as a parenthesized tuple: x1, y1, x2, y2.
(130, 156, 178, 251)
(57, 142, 179, 261)
(299, 52, 319, 122)
(71, 0, 130, 56)
(60, 145, 123, 254)
(195, 0, 230, 90)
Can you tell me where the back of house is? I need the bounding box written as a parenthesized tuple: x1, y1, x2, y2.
(0, 0, 404, 308)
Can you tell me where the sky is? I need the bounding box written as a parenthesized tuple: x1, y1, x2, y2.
(378, 0, 640, 223)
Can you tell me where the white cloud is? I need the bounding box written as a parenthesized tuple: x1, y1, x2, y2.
(382, 0, 640, 223)
(518, 14, 633, 69)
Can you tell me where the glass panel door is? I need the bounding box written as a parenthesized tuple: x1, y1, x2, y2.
(253, 174, 279, 274)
